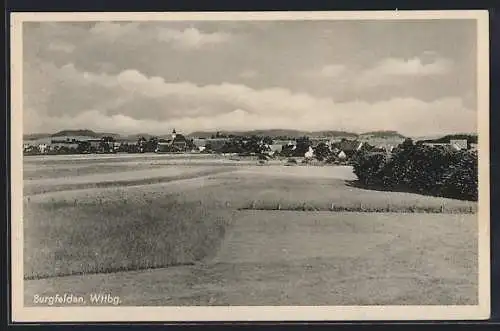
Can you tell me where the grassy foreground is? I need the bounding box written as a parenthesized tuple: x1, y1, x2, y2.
(25, 211, 477, 305)
(24, 194, 234, 279)
(23, 163, 478, 280)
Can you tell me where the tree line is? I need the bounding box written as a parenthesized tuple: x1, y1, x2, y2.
(351, 138, 477, 201)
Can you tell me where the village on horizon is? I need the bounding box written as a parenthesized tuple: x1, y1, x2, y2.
(22, 127, 478, 161)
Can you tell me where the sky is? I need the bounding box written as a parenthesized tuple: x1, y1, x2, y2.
(22, 19, 478, 137)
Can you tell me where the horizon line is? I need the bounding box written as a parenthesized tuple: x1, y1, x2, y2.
(22, 128, 477, 139)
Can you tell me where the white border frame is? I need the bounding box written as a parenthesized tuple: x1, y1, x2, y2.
(10, 10, 490, 322)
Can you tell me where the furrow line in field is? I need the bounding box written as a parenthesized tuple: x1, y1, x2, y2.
(24, 168, 237, 196)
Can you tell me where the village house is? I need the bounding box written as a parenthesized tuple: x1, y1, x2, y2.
(267, 144, 283, 156)
(450, 139, 468, 151)
(49, 137, 76, 147)
(155, 129, 192, 153)
(304, 146, 315, 158)
(172, 130, 189, 150)
(422, 142, 447, 148)
(49, 139, 80, 150)
(274, 140, 296, 147)
(310, 137, 331, 147)
(333, 139, 365, 159)
(422, 139, 471, 152)
(38, 144, 49, 153)
(86, 139, 102, 150)
(37, 144, 50, 154)
(23, 145, 39, 154)
(155, 142, 171, 153)
(189, 138, 207, 152)
(192, 138, 207, 151)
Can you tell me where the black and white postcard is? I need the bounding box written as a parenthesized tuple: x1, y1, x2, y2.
(10, 10, 490, 322)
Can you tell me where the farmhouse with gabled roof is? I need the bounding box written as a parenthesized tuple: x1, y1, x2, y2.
(156, 129, 192, 153)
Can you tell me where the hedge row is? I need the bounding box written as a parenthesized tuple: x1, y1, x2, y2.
(351, 140, 478, 201)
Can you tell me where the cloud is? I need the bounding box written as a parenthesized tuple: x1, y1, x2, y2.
(371, 57, 453, 76)
(239, 69, 258, 79)
(47, 41, 76, 53)
(157, 27, 231, 49)
(318, 64, 347, 77)
(88, 22, 231, 50)
(25, 96, 475, 138)
(89, 22, 141, 40)
(23, 22, 474, 110)
(358, 55, 454, 87)
(24, 62, 476, 137)
(303, 64, 347, 78)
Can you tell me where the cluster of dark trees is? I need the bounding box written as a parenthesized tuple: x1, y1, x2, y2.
(210, 132, 237, 139)
(72, 136, 117, 154)
(207, 135, 273, 154)
(134, 136, 155, 153)
(280, 137, 313, 158)
(351, 138, 477, 201)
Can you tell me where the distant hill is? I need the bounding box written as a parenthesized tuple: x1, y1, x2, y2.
(419, 133, 478, 144)
(124, 133, 157, 141)
(24, 129, 124, 141)
(27, 128, 457, 143)
(187, 131, 214, 139)
(359, 130, 406, 139)
(99, 132, 123, 139)
(188, 129, 358, 139)
(187, 129, 309, 138)
(24, 133, 52, 141)
(51, 129, 100, 138)
(50, 129, 122, 139)
(311, 131, 359, 138)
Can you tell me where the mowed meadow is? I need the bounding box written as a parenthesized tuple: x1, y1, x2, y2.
(23, 153, 478, 306)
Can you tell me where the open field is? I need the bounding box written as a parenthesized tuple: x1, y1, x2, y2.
(25, 212, 476, 306)
(23, 153, 478, 305)
(23, 153, 259, 181)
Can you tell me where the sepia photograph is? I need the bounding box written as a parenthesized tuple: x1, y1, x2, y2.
(10, 10, 490, 322)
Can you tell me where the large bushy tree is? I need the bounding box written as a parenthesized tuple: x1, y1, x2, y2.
(352, 139, 478, 201)
(314, 142, 330, 161)
(294, 136, 312, 156)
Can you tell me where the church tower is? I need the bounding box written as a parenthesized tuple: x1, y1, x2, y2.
(172, 129, 177, 140)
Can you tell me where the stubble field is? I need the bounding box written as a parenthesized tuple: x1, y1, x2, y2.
(22, 153, 478, 306)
